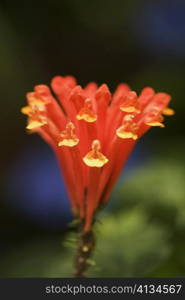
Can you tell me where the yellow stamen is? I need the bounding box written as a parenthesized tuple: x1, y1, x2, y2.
(21, 106, 32, 115)
(26, 120, 47, 130)
(58, 138, 79, 147)
(146, 121, 165, 128)
(30, 99, 45, 111)
(120, 91, 140, 114)
(77, 114, 97, 122)
(76, 98, 97, 123)
(21, 99, 45, 116)
(116, 114, 138, 140)
(116, 128, 138, 140)
(58, 122, 79, 147)
(83, 140, 108, 167)
(120, 106, 140, 113)
(162, 107, 175, 116)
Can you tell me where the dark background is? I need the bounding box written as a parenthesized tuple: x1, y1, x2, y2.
(0, 0, 185, 277)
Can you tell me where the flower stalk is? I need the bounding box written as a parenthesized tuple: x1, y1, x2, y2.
(74, 223, 95, 277)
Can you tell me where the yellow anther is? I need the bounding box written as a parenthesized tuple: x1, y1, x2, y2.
(162, 107, 175, 116)
(76, 98, 97, 123)
(120, 106, 140, 113)
(58, 139, 79, 147)
(83, 140, 108, 167)
(26, 120, 47, 130)
(120, 91, 140, 114)
(145, 110, 165, 128)
(58, 122, 79, 147)
(30, 99, 45, 111)
(116, 128, 138, 140)
(116, 114, 138, 140)
(146, 121, 165, 128)
(21, 100, 45, 116)
(21, 106, 32, 115)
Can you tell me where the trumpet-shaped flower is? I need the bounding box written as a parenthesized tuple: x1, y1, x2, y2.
(21, 75, 174, 232)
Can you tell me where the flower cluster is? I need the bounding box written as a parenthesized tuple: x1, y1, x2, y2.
(21, 75, 174, 232)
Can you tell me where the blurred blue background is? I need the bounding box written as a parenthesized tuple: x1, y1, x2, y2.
(0, 0, 185, 277)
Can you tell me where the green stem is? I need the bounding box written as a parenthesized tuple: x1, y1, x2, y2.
(74, 226, 95, 278)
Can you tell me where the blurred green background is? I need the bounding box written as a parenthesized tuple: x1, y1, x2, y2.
(0, 0, 185, 277)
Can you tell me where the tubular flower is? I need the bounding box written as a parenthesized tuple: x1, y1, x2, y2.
(21, 75, 174, 232)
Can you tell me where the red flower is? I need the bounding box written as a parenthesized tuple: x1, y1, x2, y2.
(21, 75, 174, 232)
